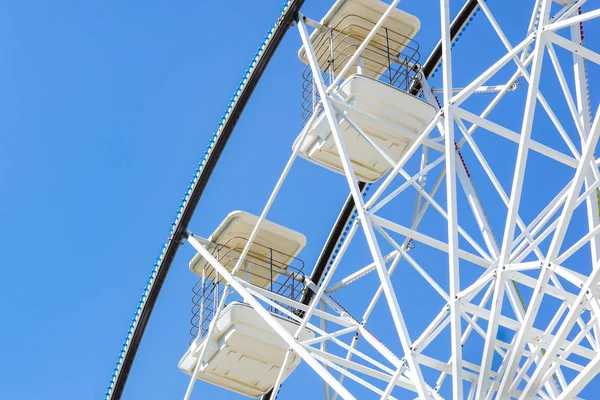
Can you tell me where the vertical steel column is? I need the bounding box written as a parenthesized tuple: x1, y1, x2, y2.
(302, 0, 482, 310)
(297, 15, 431, 399)
(476, 1, 553, 397)
(570, 10, 600, 347)
(439, 0, 464, 397)
(517, 108, 600, 398)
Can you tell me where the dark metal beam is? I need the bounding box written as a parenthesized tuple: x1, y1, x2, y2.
(106, 1, 306, 398)
(109, 0, 481, 398)
(421, 0, 480, 78)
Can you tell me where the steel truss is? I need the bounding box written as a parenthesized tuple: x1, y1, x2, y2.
(181, 0, 600, 399)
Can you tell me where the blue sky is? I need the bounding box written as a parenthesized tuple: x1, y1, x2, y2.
(1, 1, 599, 399)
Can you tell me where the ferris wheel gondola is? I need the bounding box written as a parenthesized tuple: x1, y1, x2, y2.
(106, 0, 600, 399)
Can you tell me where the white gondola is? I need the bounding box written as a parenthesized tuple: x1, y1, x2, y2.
(294, 0, 437, 182)
(179, 211, 314, 398)
(102, 0, 600, 397)
(189, 210, 306, 289)
(179, 302, 314, 398)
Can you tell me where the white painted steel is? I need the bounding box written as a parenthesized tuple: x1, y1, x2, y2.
(179, 302, 315, 397)
(179, 0, 600, 398)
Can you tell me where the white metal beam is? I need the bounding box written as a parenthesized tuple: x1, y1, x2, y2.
(546, 30, 600, 65)
(440, 0, 464, 395)
(476, 4, 553, 396)
(451, 34, 535, 106)
(556, 354, 600, 400)
(506, 106, 600, 398)
(371, 214, 491, 267)
(455, 107, 579, 168)
(187, 235, 356, 399)
(548, 8, 600, 31)
(297, 16, 431, 399)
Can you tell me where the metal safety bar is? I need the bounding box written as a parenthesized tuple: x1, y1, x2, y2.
(189, 237, 306, 342)
(301, 14, 422, 126)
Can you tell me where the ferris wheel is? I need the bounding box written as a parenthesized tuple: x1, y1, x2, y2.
(105, 0, 600, 399)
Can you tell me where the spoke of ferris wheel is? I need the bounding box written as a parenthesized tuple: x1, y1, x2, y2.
(332, 105, 493, 263)
(455, 116, 546, 260)
(300, 3, 596, 400)
(330, 174, 451, 400)
(333, 128, 503, 396)
(297, 15, 432, 398)
(510, 107, 600, 399)
(570, 3, 600, 353)
(374, 226, 449, 301)
(549, 0, 588, 27)
(187, 234, 357, 399)
(346, 43, 533, 338)
(475, 0, 554, 397)
(502, 6, 598, 390)
(549, 7, 600, 31)
(453, 51, 533, 151)
(456, 107, 600, 363)
(497, 106, 600, 397)
(547, 31, 600, 65)
(478, 0, 579, 159)
(330, 31, 592, 400)
(243, 285, 429, 394)
(455, 107, 579, 168)
(422, 80, 502, 260)
(430, 5, 464, 397)
(477, 0, 584, 162)
(547, 43, 587, 142)
(451, 34, 535, 107)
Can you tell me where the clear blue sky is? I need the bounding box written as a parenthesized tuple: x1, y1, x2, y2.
(1, 1, 599, 399)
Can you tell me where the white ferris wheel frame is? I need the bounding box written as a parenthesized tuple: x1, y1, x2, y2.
(182, 0, 600, 399)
